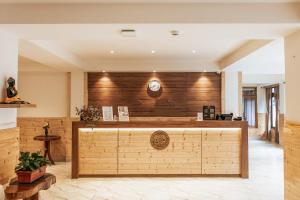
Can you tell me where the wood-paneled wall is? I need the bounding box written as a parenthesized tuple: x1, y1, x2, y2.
(0, 128, 19, 184)
(88, 72, 221, 117)
(17, 117, 72, 162)
(284, 122, 300, 200)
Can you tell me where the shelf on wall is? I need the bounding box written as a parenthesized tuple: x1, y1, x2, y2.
(0, 104, 37, 108)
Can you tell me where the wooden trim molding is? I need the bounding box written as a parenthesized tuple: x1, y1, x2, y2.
(71, 120, 248, 179)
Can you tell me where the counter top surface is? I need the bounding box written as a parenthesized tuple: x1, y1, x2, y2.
(73, 120, 247, 128)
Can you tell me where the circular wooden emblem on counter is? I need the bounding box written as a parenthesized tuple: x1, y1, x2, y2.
(150, 130, 170, 150)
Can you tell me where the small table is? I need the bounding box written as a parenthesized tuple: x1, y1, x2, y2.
(5, 173, 56, 200)
(33, 135, 61, 165)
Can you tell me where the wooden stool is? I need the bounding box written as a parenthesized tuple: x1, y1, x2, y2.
(34, 135, 61, 165)
(5, 173, 56, 200)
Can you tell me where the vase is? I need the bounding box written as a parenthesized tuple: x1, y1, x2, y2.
(16, 166, 46, 183)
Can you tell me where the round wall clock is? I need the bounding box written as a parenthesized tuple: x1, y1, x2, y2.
(148, 80, 161, 92)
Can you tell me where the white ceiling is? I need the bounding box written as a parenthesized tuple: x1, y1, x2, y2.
(1, 23, 298, 72)
(0, 0, 300, 3)
(225, 39, 285, 74)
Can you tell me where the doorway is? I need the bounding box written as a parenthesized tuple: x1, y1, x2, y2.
(242, 87, 258, 128)
(266, 85, 280, 144)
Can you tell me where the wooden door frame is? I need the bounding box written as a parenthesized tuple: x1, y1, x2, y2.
(264, 84, 280, 143)
(242, 87, 258, 128)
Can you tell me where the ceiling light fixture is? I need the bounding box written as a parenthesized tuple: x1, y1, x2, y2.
(120, 29, 136, 37)
(203, 70, 207, 72)
(153, 70, 156, 73)
(170, 30, 180, 36)
(192, 50, 196, 54)
(102, 70, 106, 73)
(151, 50, 156, 54)
(110, 50, 115, 54)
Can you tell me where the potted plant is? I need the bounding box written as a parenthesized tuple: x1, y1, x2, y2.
(76, 105, 102, 122)
(15, 152, 50, 183)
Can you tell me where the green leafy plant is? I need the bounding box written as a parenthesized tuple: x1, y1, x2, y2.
(15, 152, 51, 172)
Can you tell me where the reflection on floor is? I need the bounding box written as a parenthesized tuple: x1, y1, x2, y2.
(41, 137, 283, 200)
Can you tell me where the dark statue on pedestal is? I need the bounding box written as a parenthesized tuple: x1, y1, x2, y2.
(4, 77, 29, 104)
(43, 122, 50, 137)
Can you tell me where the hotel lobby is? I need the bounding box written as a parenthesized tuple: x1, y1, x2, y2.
(0, 1, 300, 200)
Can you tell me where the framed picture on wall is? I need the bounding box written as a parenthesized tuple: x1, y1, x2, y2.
(118, 106, 129, 121)
(102, 106, 113, 121)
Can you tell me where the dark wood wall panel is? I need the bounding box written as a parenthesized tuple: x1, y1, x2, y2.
(88, 72, 221, 117)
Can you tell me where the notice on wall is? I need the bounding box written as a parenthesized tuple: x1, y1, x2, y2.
(102, 106, 114, 121)
(118, 106, 130, 121)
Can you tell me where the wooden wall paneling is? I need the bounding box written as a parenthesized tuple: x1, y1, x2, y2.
(0, 128, 19, 184)
(284, 123, 300, 200)
(88, 72, 221, 117)
(202, 128, 241, 175)
(78, 129, 118, 174)
(118, 128, 202, 174)
(17, 117, 70, 162)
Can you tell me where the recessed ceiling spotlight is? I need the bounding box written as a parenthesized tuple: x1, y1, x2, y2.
(170, 30, 180, 36)
(151, 50, 156, 54)
(203, 69, 207, 72)
(110, 50, 115, 54)
(192, 50, 196, 54)
(102, 70, 106, 73)
(153, 70, 156, 73)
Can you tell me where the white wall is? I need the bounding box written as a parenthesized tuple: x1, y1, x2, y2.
(17, 71, 68, 117)
(243, 74, 285, 85)
(243, 73, 286, 115)
(279, 83, 286, 114)
(70, 71, 85, 118)
(224, 71, 242, 116)
(257, 86, 267, 114)
(0, 30, 18, 129)
(285, 30, 300, 123)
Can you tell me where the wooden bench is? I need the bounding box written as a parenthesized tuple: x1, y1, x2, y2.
(5, 173, 56, 200)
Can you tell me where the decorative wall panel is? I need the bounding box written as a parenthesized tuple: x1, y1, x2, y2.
(88, 72, 221, 117)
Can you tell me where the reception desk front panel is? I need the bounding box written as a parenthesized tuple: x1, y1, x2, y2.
(73, 121, 247, 178)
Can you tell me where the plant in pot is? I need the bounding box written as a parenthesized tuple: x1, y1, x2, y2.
(15, 152, 50, 183)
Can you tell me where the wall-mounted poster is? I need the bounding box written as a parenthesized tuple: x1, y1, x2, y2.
(102, 106, 113, 121)
(118, 106, 129, 121)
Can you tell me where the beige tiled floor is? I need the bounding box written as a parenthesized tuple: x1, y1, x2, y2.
(40, 137, 284, 200)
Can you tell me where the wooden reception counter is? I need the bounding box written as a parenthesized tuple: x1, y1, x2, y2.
(72, 120, 248, 178)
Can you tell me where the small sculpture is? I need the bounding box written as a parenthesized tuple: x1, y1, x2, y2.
(4, 77, 29, 104)
(7, 77, 18, 98)
(43, 122, 50, 137)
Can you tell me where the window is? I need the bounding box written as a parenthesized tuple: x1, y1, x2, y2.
(242, 87, 257, 128)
